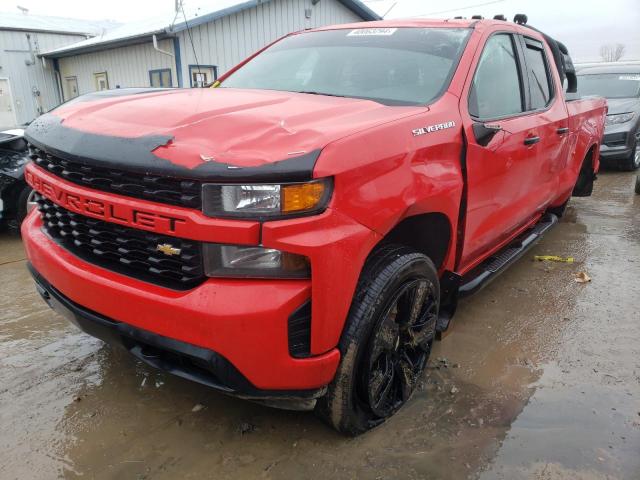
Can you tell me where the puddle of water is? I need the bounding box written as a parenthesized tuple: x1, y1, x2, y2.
(0, 171, 638, 479)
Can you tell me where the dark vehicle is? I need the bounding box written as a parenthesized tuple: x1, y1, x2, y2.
(0, 129, 33, 231)
(578, 64, 640, 170)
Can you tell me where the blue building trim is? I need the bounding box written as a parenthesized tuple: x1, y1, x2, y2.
(173, 36, 183, 87)
(337, 0, 381, 21)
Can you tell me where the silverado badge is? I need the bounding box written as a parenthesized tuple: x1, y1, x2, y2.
(156, 243, 182, 256)
(412, 121, 456, 137)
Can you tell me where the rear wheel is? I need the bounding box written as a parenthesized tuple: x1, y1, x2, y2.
(620, 143, 640, 171)
(547, 198, 569, 218)
(315, 245, 439, 435)
(572, 152, 595, 197)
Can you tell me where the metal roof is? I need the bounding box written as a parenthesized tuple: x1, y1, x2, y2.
(41, 0, 380, 58)
(0, 11, 118, 36)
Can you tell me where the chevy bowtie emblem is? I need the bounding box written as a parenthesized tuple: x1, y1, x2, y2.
(156, 243, 181, 256)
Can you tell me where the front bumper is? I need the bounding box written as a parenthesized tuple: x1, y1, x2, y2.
(600, 128, 639, 161)
(22, 212, 341, 392)
(29, 263, 325, 409)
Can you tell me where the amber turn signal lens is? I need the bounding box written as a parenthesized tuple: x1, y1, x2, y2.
(281, 181, 326, 213)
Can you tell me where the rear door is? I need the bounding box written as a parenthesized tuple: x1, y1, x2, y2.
(459, 31, 541, 269)
(518, 35, 570, 199)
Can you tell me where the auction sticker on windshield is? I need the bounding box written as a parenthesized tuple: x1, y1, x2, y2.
(619, 75, 640, 81)
(347, 28, 398, 36)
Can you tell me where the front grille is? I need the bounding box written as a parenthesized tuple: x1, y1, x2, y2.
(29, 146, 202, 209)
(36, 195, 206, 290)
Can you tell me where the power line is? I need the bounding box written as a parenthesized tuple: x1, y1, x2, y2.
(180, 0, 202, 83)
(413, 0, 505, 17)
(382, 2, 398, 18)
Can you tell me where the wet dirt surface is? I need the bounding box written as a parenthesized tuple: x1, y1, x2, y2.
(1, 171, 639, 480)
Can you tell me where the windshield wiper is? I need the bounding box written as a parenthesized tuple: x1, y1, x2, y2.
(295, 91, 347, 98)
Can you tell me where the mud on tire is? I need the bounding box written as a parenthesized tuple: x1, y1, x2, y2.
(315, 244, 439, 435)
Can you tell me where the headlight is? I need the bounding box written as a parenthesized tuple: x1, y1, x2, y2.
(203, 244, 310, 278)
(202, 178, 332, 219)
(605, 112, 635, 126)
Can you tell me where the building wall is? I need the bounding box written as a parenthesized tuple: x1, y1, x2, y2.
(55, 0, 364, 95)
(0, 29, 86, 126)
(175, 0, 363, 84)
(58, 39, 177, 100)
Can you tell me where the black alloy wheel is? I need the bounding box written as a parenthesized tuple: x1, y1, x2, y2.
(360, 278, 437, 418)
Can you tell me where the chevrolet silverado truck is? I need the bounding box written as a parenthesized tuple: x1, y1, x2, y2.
(22, 17, 606, 435)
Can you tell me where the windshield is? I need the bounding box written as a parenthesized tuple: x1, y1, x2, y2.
(220, 27, 471, 106)
(578, 73, 640, 99)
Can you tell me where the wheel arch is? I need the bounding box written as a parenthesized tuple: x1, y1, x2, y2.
(374, 212, 453, 270)
(572, 143, 597, 197)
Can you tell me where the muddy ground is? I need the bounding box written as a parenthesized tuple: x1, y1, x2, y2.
(1, 170, 639, 480)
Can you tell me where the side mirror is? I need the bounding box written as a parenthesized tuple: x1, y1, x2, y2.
(472, 122, 502, 147)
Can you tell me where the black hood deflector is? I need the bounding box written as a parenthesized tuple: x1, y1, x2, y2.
(25, 114, 320, 183)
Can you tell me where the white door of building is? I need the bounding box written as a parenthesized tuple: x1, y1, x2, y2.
(65, 77, 79, 100)
(94, 72, 109, 91)
(0, 79, 18, 129)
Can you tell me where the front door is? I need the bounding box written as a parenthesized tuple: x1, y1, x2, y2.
(459, 32, 543, 269)
(94, 72, 109, 91)
(0, 79, 18, 129)
(65, 76, 79, 100)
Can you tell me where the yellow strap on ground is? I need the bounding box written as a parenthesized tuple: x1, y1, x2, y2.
(534, 255, 575, 263)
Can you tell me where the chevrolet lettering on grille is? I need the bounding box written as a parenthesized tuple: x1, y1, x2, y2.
(25, 167, 187, 234)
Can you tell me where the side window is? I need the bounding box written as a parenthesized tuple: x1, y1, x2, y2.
(469, 34, 523, 119)
(523, 39, 553, 109)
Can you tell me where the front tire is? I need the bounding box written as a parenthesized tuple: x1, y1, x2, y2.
(315, 245, 439, 435)
(8, 186, 34, 234)
(17, 187, 36, 225)
(620, 143, 640, 171)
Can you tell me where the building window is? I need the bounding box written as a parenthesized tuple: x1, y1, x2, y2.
(149, 69, 173, 88)
(189, 65, 217, 88)
(94, 72, 109, 91)
(65, 76, 79, 99)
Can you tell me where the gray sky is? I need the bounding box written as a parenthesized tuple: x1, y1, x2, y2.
(366, 0, 640, 62)
(0, 0, 638, 62)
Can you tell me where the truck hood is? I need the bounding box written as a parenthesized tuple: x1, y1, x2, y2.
(26, 88, 424, 180)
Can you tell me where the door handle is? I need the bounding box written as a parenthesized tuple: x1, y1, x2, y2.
(524, 136, 540, 146)
(556, 127, 569, 135)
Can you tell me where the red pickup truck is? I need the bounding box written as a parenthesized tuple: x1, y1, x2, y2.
(22, 17, 606, 434)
